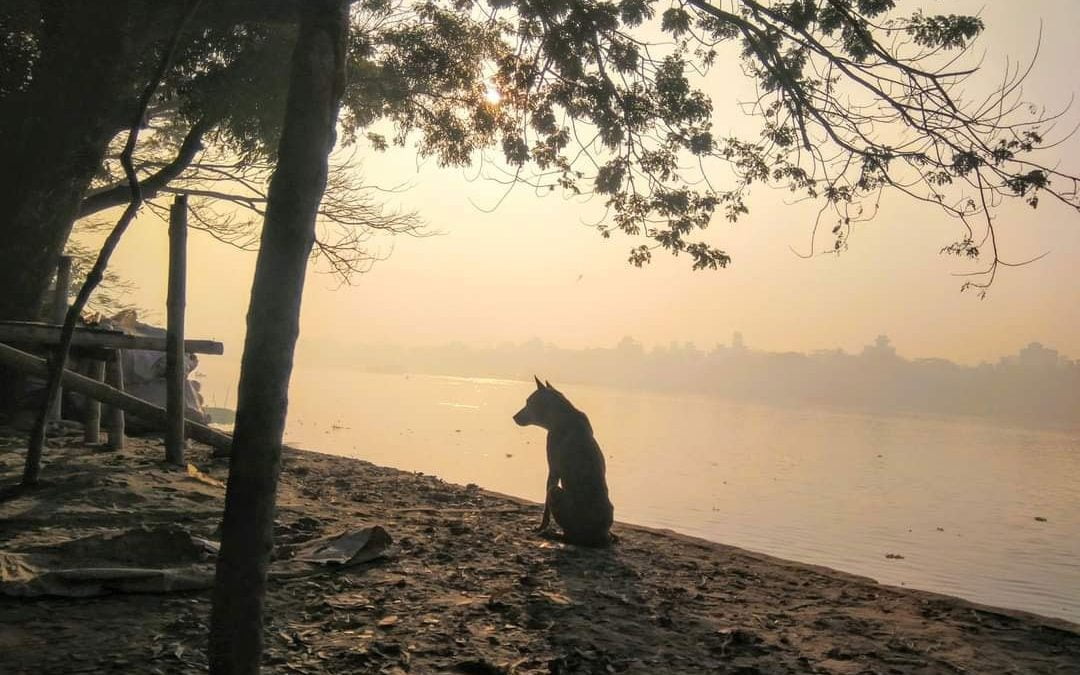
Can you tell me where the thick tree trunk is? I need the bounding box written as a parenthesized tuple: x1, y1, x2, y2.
(0, 0, 306, 325)
(208, 2, 347, 673)
(0, 3, 144, 322)
(0, 2, 148, 417)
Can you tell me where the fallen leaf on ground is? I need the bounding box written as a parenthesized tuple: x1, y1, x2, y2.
(536, 590, 573, 605)
(186, 463, 224, 489)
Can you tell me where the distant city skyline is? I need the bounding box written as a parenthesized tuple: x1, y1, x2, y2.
(287, 330, 1077, 369)
(193, 333, 1079, 432)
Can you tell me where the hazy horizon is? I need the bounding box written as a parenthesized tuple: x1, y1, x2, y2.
(190, 335, 1080, 435)
(285, 331, 1077, 368)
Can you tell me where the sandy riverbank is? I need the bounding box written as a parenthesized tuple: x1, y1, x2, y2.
(0, 426, 1077, 674)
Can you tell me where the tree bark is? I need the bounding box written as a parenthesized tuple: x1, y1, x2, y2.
(0, 0, 272, 324)
(208, 1, 347, 673)
(0, 2, 147, 322)
(0, 0, 315, 327)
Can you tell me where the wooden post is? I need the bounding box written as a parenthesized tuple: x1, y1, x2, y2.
(47, 256, 72, 422)
(84, 359, 105, 444)
(105, 350, 126, 450)
(165, 195, 188, 465)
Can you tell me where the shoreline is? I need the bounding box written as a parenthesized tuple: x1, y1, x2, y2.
(280, 432, 1080, 628)
(1, 427, 1078, 673)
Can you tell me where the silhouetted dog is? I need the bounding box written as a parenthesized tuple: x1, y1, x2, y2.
(513, 377, 614, 547)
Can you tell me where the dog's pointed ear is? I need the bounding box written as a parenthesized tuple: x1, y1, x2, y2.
(545, 380, 553, 389)
(534, 375, 544, 390)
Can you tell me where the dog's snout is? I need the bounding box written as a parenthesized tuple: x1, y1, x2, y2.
(513, 407, 532, 426)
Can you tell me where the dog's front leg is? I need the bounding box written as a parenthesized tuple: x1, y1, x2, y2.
(536, 471, 557, 531)
(538, 497, 551, 532)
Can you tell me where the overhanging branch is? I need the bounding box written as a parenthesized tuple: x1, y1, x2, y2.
(79, 117, 211, 217)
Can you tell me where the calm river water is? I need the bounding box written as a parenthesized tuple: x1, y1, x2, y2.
(205, 368, 1080, 624)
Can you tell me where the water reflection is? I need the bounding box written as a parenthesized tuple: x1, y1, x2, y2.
(278, 370, 1080, 624)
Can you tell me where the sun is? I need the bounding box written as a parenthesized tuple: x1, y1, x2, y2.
(484, 85, 502, 105)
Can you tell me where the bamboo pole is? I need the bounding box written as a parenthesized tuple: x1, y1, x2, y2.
(165, 195, 188, 465)
(0, 342, 232, 453)
(105, 351, 126, 450)
(19, 0, 197, 487)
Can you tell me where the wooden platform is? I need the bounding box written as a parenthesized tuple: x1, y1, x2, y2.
(0, 320, 226, 453)
(0, 321, 223, 355)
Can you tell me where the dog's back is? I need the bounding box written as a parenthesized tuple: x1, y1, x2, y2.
(514, 379, 614, 546)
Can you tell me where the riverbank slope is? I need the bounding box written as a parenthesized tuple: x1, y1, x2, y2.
(0, 426, 1077, 673)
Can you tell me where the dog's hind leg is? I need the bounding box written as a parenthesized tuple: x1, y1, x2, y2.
(548, 489, 612, 547)
(553, 489, 615, 546)
(547, 485, 571, 533)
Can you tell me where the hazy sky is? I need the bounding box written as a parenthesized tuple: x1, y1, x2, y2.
(96, 1, 1080, 373)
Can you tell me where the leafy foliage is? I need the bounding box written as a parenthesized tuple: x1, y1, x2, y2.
(63, 239, 137, 316)
(0, 4, 39, 99)
(315, 0, 1078, 283)
(4, 0, 1078, 289)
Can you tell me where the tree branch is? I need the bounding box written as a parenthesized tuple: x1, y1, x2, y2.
(78, 117, 211, 217)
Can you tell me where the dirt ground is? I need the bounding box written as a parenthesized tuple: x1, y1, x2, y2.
(0, 425, 1077, 674)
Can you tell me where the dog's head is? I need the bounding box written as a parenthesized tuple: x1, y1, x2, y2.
(513, 376, 567, 429)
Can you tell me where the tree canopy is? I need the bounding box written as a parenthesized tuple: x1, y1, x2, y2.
(1, 0, 1078, 318)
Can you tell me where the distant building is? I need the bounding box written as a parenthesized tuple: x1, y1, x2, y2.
(862, 334, 898, 359)
(1013, 342, 1061, 368)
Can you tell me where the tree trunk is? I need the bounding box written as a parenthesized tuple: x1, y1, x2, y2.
(0, 3, 143, 322)
(0, 0, 305, 325)
(208, 2, 347, 673)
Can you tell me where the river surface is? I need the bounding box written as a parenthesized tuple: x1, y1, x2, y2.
(202, 367, 1080, 624)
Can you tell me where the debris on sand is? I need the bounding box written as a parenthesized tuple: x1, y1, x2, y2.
(291, 526, 392, 566)
(0, 429, 1077, 674)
